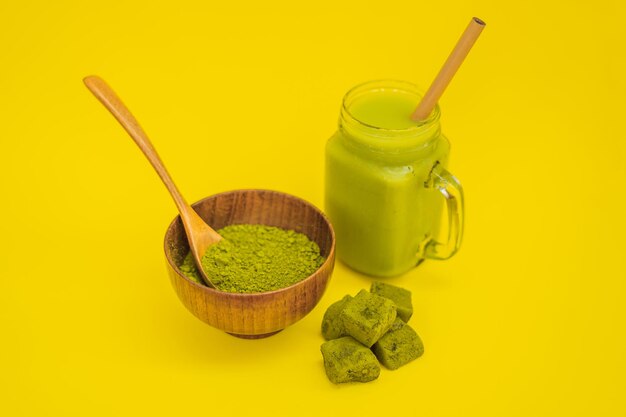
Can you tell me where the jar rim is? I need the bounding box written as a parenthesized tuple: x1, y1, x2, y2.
(341, 79, 441, 133)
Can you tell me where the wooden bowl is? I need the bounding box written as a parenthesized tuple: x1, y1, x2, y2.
(164, 189, 336, 338)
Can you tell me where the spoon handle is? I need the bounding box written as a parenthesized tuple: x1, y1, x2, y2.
(83, 76, 222, 288)
(83, 76, 191, 210)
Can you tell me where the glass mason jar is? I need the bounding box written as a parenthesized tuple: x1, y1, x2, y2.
(325, 80, 464, 277)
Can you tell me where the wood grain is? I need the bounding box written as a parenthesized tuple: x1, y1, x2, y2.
(164, 189, 336, 338)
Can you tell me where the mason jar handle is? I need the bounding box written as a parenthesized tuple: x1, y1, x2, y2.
(424, 162, 464, 260)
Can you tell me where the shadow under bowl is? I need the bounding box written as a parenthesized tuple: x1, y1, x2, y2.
(164, 189, 336, 339)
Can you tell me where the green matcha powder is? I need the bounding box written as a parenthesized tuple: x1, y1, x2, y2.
(179, 224, 325, 293)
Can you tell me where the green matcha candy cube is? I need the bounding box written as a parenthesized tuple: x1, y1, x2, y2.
(372, 318, 424, 370)
(321, 295, 352, 340)
(320, 337, 380, 384)
(370, 281, 413, 322)
(340, 289, 397, 347)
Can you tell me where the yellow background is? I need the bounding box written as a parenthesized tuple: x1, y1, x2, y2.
(1, 1, 625, 415)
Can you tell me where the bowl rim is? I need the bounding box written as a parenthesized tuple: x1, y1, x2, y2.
(163, 188, 336, 298)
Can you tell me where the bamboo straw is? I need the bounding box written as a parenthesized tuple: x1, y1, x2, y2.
(411, 17, 486, 121)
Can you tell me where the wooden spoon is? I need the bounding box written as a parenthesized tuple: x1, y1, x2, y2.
(83, 75, 221, 289)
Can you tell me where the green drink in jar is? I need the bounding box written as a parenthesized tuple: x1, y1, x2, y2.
(325, 80, 464, 277)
